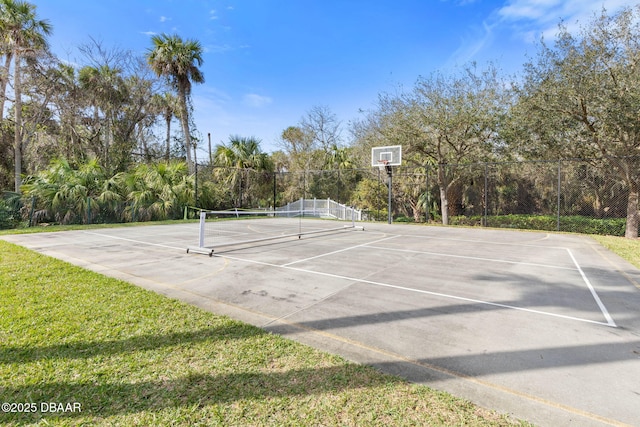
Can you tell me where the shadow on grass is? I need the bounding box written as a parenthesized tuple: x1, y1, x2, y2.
(0, 364, 391, 422)
(0, 324, 261, 364)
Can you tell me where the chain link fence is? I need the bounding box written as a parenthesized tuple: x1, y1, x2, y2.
(193, 158, 636, 237)
(10, 158, 636, 237)
(396, 159, 633, 236)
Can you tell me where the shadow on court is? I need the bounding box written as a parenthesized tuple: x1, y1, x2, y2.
(3, 222, 640, 427)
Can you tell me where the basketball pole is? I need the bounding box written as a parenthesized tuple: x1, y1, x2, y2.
(386, 163, 392, 224)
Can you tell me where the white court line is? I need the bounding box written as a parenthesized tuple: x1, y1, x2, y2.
(209, 248, 616, 328)
(399, 233, 567, 249)
(282, 235, 401, 267)
(81, 231, 185, 251)
(211, 251, 615, 328)
(566, 249, 617, 327)
(283, 265, 616, 327)
(364, 245, 577, 271)
(82, 230, 616, 328)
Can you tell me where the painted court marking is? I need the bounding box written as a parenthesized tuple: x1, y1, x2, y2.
(214, 234, 616, 328)
(81, 229, 617, 327)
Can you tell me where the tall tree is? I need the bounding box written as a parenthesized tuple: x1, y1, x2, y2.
(356, 63, 507, 224)
(300, 105, 342, 152)
(78, 64, 126, 171)
(0, 0, 51, 191)
(151, 91, 179, 160)
(146, 33, 204, 174)
(214, 135, 273, 207)
(515, 6, 640, 238)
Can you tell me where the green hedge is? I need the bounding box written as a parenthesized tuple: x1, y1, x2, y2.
(449, 214, 628, 236)
(0, 192, 22, 230)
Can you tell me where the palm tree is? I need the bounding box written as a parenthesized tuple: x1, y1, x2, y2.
(214, 136, 273, 207)
(146, 33, 204, 174)
(0, 0, 52, 192)
(117, 160, 193, 221)
(21, 157, 118, 224)
(150, 92, 179, 160)
(78, 64, 126, 172)
(49, 63, 83, 161)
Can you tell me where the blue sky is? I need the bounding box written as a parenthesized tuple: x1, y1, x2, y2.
(34, 0, 637, 156)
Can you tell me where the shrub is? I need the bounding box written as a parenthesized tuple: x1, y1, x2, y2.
(0, 192, 22, 229)
(449, 214, 627, 236)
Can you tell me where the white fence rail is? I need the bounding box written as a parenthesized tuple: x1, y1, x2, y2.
(276, 198, 362, 221)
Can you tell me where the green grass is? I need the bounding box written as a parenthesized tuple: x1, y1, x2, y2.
(590, 234, 640, 269)
(0, 240, 527, 426)
(0, 219, 198, 236)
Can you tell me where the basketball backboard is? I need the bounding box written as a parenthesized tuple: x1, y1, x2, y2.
(371, 145, 402, 167)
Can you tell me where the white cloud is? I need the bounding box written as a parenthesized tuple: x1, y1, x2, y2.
(209, 9, 219, 20)
(159, 16, 170, 23)
(243, 94, 273, 108)
(498, 0, 639, 40)
(445, 0, 638, 70)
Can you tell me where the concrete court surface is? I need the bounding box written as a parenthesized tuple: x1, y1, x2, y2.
(3, 221, 640, 427)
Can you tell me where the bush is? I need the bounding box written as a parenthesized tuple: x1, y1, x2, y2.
(394, 215, 414, 223)
(0, 192, 22, 229)
(449, 214, 627, 236)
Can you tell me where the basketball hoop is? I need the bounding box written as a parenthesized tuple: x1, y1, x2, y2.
(377, 159, 389, 172)
(377, 159, 392, 177)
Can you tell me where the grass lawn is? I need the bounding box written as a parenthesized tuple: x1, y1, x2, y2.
(591, 234, 640, 269)
(0, 239, 527, 426)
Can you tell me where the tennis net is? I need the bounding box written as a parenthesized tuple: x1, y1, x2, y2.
(187, 209, 363, 255)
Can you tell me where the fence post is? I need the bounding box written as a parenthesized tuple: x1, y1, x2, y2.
(483, 163, 488, 227)
(425, 165, 430, 222)
(28, 196, 35, 227)
(87, 197, 92, 225)
(272, 172, 277, 212)
(557, 160, 561, 231)
(194, 161, 199, 208)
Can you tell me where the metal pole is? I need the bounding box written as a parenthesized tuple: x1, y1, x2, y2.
(193, 146, 198, 208)
(483, 163, 488, 227)
(28, 196, 35, 227)
(272, 171, 277, 212)
(425, 165, 430, 222)
(198, 210, 206, 248)
(557, 160, 561, 231)
(194, 161, 199, 208)
(378, 167, 381, 221)
(87, 197, 91, 225)
(387, 166, 392, 224)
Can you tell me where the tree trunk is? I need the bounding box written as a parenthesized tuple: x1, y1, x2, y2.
(437, 164, 449, 225)
(625, 180, 639, 239)
(0, 53, 12, 122)
(105, 111, 111, 172)
(165, 115, 171, 160)
(13, 52, 23, 192)
(177, 87, 193, 174)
